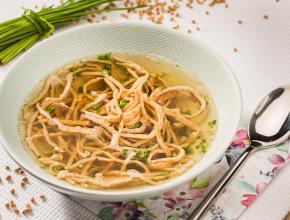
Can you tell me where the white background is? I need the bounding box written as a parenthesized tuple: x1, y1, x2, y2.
(0, 0, 289, 219)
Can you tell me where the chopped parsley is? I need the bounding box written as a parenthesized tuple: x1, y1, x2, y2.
(91, 103, 101, 111)
(122, 149, 129, 157)
(118, 99, 128, 110)
(97, 52, 112, 60)
(181, 109, 191, 115)
(132, 122, 142, 128)
(52, 165, 64, 173)
(196, 139, 208, 153)
(45, 106, 54, 113)
(161, 171, 170, 177)
(177, 127, 188, 136)
(208, 119, 217, 128)
(102, 64, 111, 76)
(78, 85, 83, 93)
(204, 95, 209, 105)
(184, 145, 193, 155)
(136, 149, 149, 161)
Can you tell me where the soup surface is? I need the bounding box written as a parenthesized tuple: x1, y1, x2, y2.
(19, 53, 217, 189)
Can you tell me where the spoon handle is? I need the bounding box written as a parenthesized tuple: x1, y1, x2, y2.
(188, 146, 255, 220)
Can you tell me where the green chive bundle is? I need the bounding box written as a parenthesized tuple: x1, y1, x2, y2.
(0, 0, 143, 64)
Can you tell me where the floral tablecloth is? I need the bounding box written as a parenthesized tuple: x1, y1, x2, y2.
(73, 129, 290, 220)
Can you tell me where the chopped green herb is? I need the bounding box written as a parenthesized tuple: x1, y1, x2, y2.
(102, 64, 111, 76)
(122, 149, 129, 157)
(91, 103, 101, 111)
(97, 52, 112, 60)
(45, 106, 54, 113)
(78, 85, 83, 93)
(181, 109, 191, 115)
(208, 120, 217, 128)
(204, 95, 209, 105)
(118, 99, 128, 110)
(161, 171, 170, 177)
(196, 139, 207, 153)
(102, 68, 109, 76)
(136, 149, 149, 161)
(132, 122, 142, 128)
(52, 165, 64, 173)
(179, 191, 186, 196)
(184, 145, 193, 155)
(177, 127, 188, 136)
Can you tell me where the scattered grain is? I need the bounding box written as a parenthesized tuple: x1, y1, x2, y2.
(10, 188, 16, 195)
(5, 166, 11, 171)
(263, 15, 269, 20)
(15, 167, 24, 175)
(40, 194, 47, 202)
(22, 177, 29, 183)
(238, 20, 243, 24)
(5, 203, 10, 210)
(6, 175, 12, 182)
(31, 197, 36, 204)
(233, 47, 238, 52)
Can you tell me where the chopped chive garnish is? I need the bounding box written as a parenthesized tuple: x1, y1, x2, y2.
(184, 145, 193, 155)
(136, 149, 149, 161)
(196, 139, 207, 153)
(45, 106, 54, 113)
(118, 99, 128, 110)
(91, 103, 101, 111)
(122, 149, 128, 157)
(181, 109, 191, 115)
(52, 165, 64, 173)
(97, 53, 112, 60)
(132, 122, 142, 128)
(161, 171, 170, 177)
(208, 120, 217, 128)
(78, 85, 83, 93)
(204, 95, 209, 105)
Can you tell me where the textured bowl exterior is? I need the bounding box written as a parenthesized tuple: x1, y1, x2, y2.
(0, 22, 242, 201)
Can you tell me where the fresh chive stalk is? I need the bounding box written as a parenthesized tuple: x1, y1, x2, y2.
(0, 0, 146, 64)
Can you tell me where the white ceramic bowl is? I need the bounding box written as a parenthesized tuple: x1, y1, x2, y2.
(0, 22, 242, 201)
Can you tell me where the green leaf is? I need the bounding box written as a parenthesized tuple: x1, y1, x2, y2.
(191, 177, 209, 189)
(239, 181, 256, 193)
(276, 144, 288, 152)
(97, 207, 114, 220)
(167, 214, 179, 220)
(136, 200, 146, 209)
(98, 52, 111, 60)
(149, 196, 160, 200)
(143, 210, 157, 218)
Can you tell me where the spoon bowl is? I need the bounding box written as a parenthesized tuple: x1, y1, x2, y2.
(189, 84, 290, 220)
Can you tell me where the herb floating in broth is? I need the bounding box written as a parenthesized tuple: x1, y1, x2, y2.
(19, 53, 217, 189)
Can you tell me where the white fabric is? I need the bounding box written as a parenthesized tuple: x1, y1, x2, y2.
(0, 0, 290, 219)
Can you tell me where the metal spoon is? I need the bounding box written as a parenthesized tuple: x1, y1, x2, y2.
(189, 85, 290, 220)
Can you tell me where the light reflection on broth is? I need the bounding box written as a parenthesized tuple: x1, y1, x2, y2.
(19, 53, 217, 190)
